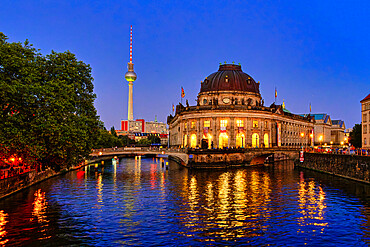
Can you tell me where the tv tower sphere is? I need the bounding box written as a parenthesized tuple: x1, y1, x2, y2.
(125, 70, 137, 82)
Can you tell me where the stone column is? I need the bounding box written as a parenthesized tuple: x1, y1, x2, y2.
(213, 117, 218, 148)
(230, 117, 235, 147)
(197, 118, 201, 147)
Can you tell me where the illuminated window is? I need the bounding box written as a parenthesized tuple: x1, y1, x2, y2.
(264, 133, 269, 148)
(190, 134, 197, 148)
(204, 120, 210, 127)
(183, 134, 188, 147)
(236, 133, 245, 148)
(219, 133, 229, 148)
(184, 123, 187, 130)
(236, 120, 244, 127)
(253, 120, 258, 128)
(264, 121, 268, 128)
(252, 133, 259, 148)
(220, 120, 228, 128)
(191, 121, 196, 129)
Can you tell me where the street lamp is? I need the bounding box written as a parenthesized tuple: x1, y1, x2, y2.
(300, 132, 305, 149)
(309, 133, 314, 148)
(319, 135, 323, 147)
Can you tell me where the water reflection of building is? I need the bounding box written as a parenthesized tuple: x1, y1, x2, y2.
(172, 168, 274, 240)
(167, 63, 314, 148)
(298, 172, 328, 233)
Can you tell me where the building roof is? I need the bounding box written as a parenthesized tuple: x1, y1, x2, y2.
(332, 120, 345, 128)
(199, 64, 260, 94)
(299, 113, 331, 123)
(360, 93, 370, 103)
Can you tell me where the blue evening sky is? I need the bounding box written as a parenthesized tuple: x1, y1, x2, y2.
(1, 0, 369, 130)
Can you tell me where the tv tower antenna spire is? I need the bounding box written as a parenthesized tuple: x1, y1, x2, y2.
(130, 25, 132, 63)
(125, 25, 137, 121)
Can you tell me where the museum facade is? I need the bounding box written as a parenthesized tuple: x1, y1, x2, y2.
(167, 63, 314, 149)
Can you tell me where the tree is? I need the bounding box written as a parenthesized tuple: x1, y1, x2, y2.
(148, 135, 161, 144)
(0, 33, 100, 170)
(118, 135, 135, 146)
(94, 123, 122, 148)
(349, 124, 362, 148)
(138, 138, 151, 145)
(110, 126, 117, 137)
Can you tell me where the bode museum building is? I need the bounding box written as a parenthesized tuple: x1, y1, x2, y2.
(167, 63, 314, 149)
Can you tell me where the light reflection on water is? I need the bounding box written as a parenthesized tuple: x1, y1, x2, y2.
(0, 158, 368, 246)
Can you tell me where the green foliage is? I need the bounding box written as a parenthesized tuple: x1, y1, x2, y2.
(349, 124, 362, 148)
(110, 126, 117, 137)
(138, 138, 151, 145)
(0, 32, 100, 170)
(148, 135, 161, 144)
(118, 135, 136, 146)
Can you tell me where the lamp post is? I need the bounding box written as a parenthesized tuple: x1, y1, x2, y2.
(319, 135, 323, 148)
(300, 132, 305, 150)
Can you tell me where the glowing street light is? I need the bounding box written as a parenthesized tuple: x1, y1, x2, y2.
(319, 135, 323, 147)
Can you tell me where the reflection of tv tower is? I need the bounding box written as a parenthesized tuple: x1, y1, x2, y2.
(125, 25, 137, 121)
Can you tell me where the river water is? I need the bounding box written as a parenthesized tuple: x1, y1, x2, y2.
(0, 157, 369, 246)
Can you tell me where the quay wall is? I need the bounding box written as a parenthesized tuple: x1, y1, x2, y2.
(297, 153, 370, 184)
(0, 164, 85, 200)
(187, 148, 299, 169)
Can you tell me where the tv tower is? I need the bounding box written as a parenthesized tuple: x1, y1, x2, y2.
(125, 25, 137, 121)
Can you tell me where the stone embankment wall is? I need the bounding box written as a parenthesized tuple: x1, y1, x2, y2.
(297, 153, 370, 184)
(187, 149, 298, 169)
(0, 164, 85, 200)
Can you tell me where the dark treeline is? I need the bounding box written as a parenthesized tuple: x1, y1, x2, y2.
(94, 126, 161, 149)
(0, 33, 139, 172)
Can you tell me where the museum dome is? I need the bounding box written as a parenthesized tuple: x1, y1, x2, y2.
(200, 64, 260, 94)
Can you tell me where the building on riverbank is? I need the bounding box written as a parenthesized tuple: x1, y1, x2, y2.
(117, 118, 168, 144)
(361, 93, 370, 148)
(299, 113, 346, 146)
(167, 63, 314, 149)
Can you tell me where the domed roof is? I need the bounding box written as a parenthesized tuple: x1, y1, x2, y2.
(200, 64, 260, 94)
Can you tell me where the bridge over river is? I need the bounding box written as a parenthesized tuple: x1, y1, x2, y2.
(90, 147, 301, 169)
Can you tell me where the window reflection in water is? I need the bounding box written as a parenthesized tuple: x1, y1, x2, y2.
(217, 172, 231, 227)
(134, 158, 141, 188)
(186, 176, 199, 228)
(96, 173, 104, 209)
(177, 169, 274, 241)
(298, 172, 328, 234)
(0, 210, 8, 245)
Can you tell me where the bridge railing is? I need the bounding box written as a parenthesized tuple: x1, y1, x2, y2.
(91, 147, 187, 155)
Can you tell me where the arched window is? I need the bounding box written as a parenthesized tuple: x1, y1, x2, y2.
(219, 133, 229, 149)
(203, 134, 213, 149)
(264, 133, 269, 148)
(183, 134, 188, 148)
(190, 134, 197, 148)
(252, 133, 259, 148)
(236, 133, 245, 148)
